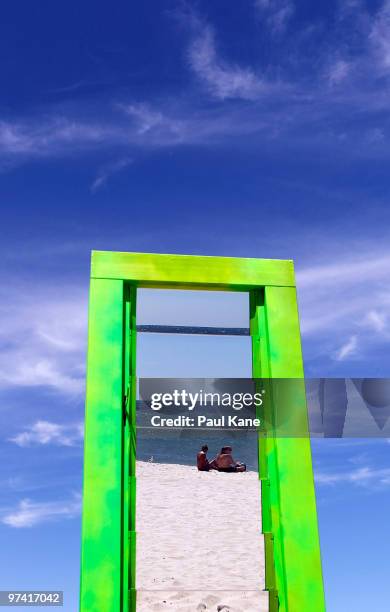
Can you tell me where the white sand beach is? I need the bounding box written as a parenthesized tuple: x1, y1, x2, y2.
(136, 461, 268, 611)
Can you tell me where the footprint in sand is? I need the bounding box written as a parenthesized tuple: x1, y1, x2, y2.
(217, 606, 230, 612)
(196, 605, 207, 611)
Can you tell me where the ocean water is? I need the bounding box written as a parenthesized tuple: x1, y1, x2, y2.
(136, 401, 259, 471)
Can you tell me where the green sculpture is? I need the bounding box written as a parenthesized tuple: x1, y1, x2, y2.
(80, 251, 325, 611)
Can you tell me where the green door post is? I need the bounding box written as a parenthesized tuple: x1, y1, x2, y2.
(80, 279, 136, 612)
(251, 285, 326, 611)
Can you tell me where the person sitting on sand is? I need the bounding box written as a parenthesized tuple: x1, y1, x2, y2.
(197, 444, 211, 471)
(215, 446, 246, 472)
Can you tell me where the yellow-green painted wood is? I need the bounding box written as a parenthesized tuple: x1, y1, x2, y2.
(80, 279, 127, 612)
(122, 290, 130, 612)
(81, 251, 325, 612)
(91, 251, 295, 289)
(127, 287, 137, 611)
(251, 285, 326, 611)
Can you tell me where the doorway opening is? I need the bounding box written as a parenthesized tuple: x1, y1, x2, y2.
(135, 289, 267, 611)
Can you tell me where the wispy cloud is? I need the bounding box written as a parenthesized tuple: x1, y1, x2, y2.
(0, 117, 115, 158)
(335, 335, 358, 361)
(297, 253, 390, 336)
(9, 421, 84, 447)
(121, 103, 169, 135)
(370, 0, 390, 71)
(297, 254, 390, 289)
(187, 22, 268, 100)
(254, 0, 295, 35)
(119, 102, 189, 144)
(363, 310, 388, 333)
(90, 157, 132, 192)
(0, 4, 390, 170)
(1, 494, 81, 528)
(0, 102, 270, 163)
(332, 0, 390, 82)
(0, 284, 87, 395)
(315, 465, 390, 488)
(296, 250, 390, 367)
(326, 59, 352, 86)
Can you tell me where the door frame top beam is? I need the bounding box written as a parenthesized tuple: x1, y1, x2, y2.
(91, 250, 295, 290)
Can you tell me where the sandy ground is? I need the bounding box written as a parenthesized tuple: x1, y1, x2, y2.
(136, 461, 268, 611)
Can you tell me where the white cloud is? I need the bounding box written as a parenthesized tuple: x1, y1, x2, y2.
(0, 102, 269, 163)
(119, 102, 189, 144)
(370, 0, 390, 70)
(315, 465, 390, 487)
(0, 284, 87, 395)
(0, 5, 390, 171)
(91, 157, 133, 192)
(297, 253, 390, 335)
(335, 335, 358, 361)
(0, 117, 115, 157)
(297, 254, 390, 289)
(327, 59, 351, 86)
(1, 494, 81, 528)
(122, 103, 167, 135)
(0, 360, 84, 395)
(255, 0, 295, 35)
(120, 99, 277, 148)
(363, 310, 387, 333)
(188, 25, 267, 100)
(295, 250, 390, 365)
(9, 421, 84, 447)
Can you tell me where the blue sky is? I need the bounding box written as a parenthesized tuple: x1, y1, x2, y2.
(1, 0, 390, 609)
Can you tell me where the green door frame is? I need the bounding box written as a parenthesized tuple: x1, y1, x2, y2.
(80, 250, 325, 612)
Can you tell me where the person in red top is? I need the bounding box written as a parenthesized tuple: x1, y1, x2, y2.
(197, 444, 246, 472)
(197, 444, 211, 471)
